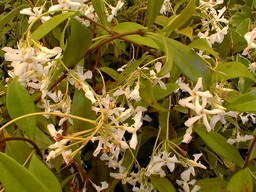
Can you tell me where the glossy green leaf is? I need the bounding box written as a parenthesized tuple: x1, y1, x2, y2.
(150, 35, 173, 77)
(226, 89, 256, 112)
(5, 139, 32, 165)
(147, 0, 165, 27)
(147, 33, 212, 87)
(197, 178, 227, 192)
(99, 67, 120, 81)
(35, 128, 54, 149)
(140, 80, 168, 112)
(71, 89, 96, 132)
(188, 38, 220, 59)
(6, 78, 36, 140)
(29, 154, 62, 192)
(236, 18, 250, 36)
(177, 27, 193, 40)
(0, 5, 27, 29)
(159, 99, 169, 140)
(150, 175, 175, 192)
(195, 129, 244, 167)
(226, 168, 253, 192)
(213, 62, 256, 82)
(0, 152, 50, 192)
(31, 12, 74, 41)
(112, 22, 147, 33)
(63, 18, 93, 68)
(163, 0, 196, 31)
(92, 0, 109, 27)
(153, 83, 179, 101)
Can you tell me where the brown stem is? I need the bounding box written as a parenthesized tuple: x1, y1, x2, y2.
(79, 15, 114, 35)
(120, 37, 158, 58)
(88, 30, 145, 53)
(244, 134, 256, 168)
(0, 137, 43, 159)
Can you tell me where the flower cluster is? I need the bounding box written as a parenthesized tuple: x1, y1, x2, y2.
(1, 1, 256, 192)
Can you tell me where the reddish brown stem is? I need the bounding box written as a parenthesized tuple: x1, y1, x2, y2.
(244, 134, 256, 168)
(0, 136, 43, 159)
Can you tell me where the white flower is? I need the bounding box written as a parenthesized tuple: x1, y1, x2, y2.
(129, 111, 143, 149)
(20, 7, 51, 24)
(242, 27, 256, 55)
(113, 81, 141, 101)
(184, 102, 223, 132)
(239, 113, 256, 124)
(150, 62, 170, 89)
(199, 26, 228, 47)
(181, 153, 206, 182)
(107, 1, 124, 22)
(176, 179, 201, 192)
(200, 0, 223, 6)
(160, 0, 172, 15)
(227, 133, 254, 145)
(182, 127, 193, 143)
(47, 124, 64, 141)
(91, 181, 109, 192)
(49, 0, 84, 12)
(178, 77, 212, 108)
(210, 111, 238, 129)
(47, 139, 72, 164)
(145, 152, 180, 177)
(248, 62, 256, 74)
(81, 83, 97, 104)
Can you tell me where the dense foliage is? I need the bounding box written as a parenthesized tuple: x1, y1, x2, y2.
(0, 0, 256, 191)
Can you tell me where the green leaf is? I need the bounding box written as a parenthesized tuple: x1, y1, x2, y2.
(236, 18, 250, 36)
(213, 62, 256, 82)
(63, 18, 93, 68)
(140, 80, 168, 112)
(153, 83, 179, 101)
(31, 12, 75, 41)
(150, 175, 175, 192)
(112, 22, 147, 33)
(226, 168, 253, 192)
(195, 129, 244, 167)
(0, 152, 50, 192)
(29, 154, 62, 192)
(99, 67, 120, 81)
(147, 0, 165, 27)
(5, 139, 32, 165)
(226, 89, 256, 112)
(0, 5, 27, 29)
(188, 38, 220, 59)
(71, 89, 96, 132)
(92, 0, 109, 27)
(197, 178, 227, 192)
(35, 128, 54, 149)
(151, 36, 173, 77)
(163, 0, 196, 31)
(6, 78, 36, 140)
(147, 33, 212, 88)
